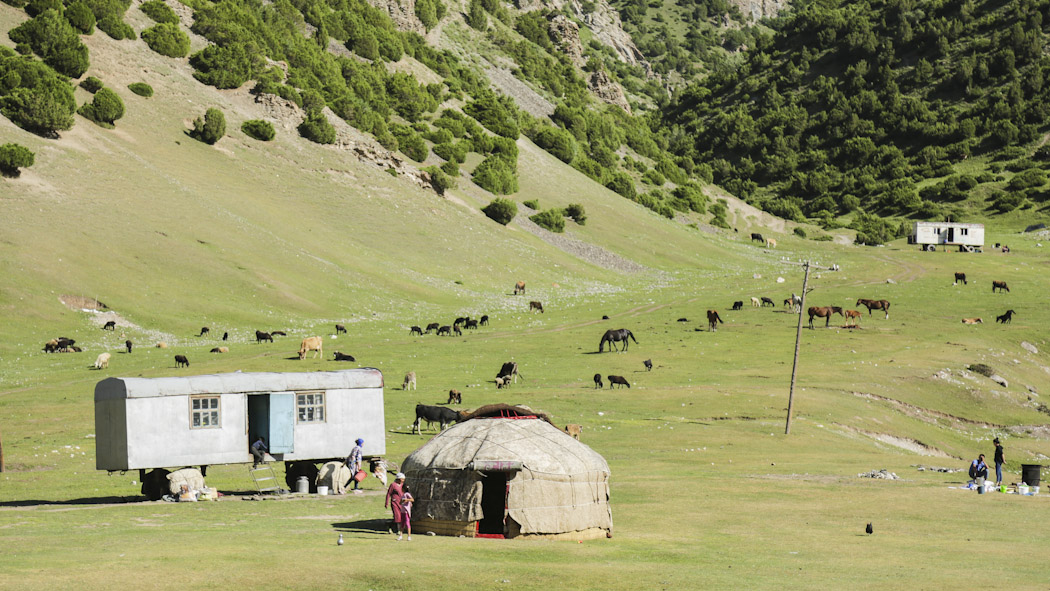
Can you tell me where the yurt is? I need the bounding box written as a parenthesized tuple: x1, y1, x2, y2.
(401, 404, 612, 540)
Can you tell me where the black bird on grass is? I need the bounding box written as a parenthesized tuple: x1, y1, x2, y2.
(865, 523, 873, 535)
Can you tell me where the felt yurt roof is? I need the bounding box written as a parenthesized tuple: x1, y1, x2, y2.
(402, 417, 609, 475)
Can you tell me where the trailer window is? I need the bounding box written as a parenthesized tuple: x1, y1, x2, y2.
(297, 392, 325, 423)
(961, 228, 968, 236)
(190, 396, 220, 428)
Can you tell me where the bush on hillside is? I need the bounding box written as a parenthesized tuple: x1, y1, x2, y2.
(531, 209, 566, 233)
(439, 160, 458, 177)
(424, 165, 455, 195)
(190, 45, 251, 89)
(532, 126, 575, 163)
(414, 0, 446, 31)
(0, 143, 34, 176)
(139, 0, 178, 23)
(472, 155, 518, 194)
(604, 171, 636, 200)
(0, 57, 77, 136)
(433, 141, 468, 163)
(851, 213, 895, 246)
(241, 119, 275, 141)
(793, 227, 807, 238)
(65, 1, 96, 33)
(563, 202, 586, 225)
(482, 197, 517, 225)
(522, 199, 539, 209)
(141, 23, 191, 58)
(466, 0, 486, 30)
(25, 0, 61, 17)
(9, 10, 90, 78)
(79, 77, 104, 93)
(127, 82, 153, 97)
(77, 87, 124, 127)
(97, 15, 134, 40)
(191, 107, 225, 144)
(298, 110, 335, 144)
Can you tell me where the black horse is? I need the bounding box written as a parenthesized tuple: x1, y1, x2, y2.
(996, 309, 1016, 324)
(599, 328, 638, 352)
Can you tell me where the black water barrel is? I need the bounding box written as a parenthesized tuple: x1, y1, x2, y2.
(1021, 464, 1042, 486)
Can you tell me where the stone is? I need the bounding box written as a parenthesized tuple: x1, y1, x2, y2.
(1022, 341, 1038, 354)
(989, 374, 1009, 388)
(588, 69, 631, 113)
(549, 15, 586, 68)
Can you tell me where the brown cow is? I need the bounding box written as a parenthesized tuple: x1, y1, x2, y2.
(298, 336, 323, 360)
(529, 301, 544, 313)
(992, 280, 1009, 293)
(514, 281, 526, 295)
(447, 389, 462, 404)
(564, 424, 582, 440)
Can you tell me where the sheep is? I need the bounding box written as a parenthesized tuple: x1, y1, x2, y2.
(94, 352, 111, 369)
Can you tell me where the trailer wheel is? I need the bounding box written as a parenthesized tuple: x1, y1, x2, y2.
(141, 468, 171, 501)
(284, 461, 319, 493)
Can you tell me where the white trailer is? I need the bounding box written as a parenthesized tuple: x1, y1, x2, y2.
(95, 369, 386, 475)
(911, 221, 984, 251)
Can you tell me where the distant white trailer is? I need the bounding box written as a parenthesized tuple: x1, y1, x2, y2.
(94, 369, 386, 472)
(910, 221, 984, 251)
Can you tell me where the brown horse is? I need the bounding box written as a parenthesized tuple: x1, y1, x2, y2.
(808, 306, 843, 328)
(844, 309, 862, 327)
(707, 310, 723, 331)
(856, 298, 891, 319)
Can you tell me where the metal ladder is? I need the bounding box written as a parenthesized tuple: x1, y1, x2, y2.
(249, 464, 282, 495)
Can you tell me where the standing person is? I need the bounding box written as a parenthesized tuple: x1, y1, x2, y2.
(385, 473, 405, 537)
(969, 453, 988, 484)
(399, 485, 414, 541)
(250, 436, 268, 468)
(993, 438, 1005, 486)
(345, 438, 364, 492)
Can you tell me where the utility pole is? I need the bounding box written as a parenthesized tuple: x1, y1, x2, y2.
(785, 261, 811, 435)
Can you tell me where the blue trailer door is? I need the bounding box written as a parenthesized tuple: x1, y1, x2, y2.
(268, 392, 295, 454)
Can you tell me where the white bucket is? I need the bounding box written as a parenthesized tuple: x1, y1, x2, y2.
(1031, 486, 1040, 495)
(317, 485, 329, 496)
(1018, 485, 1029, 495)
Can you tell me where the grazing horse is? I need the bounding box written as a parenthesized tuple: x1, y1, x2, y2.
(425, 322, 440, 333)
(707, 310, 723, 331)
(529, 301, 544, 313)
(751, 233, 764, 243)
(760, 297, 775, 307)
(954, 272, 967, 285)
(808, 306, 843, 328)
(732, 301, 743, 310)
(410, 326, 423, 335)
(856, 299, 891, 319)
(514, 281, 526, 295)
(255, 330, 273, 343)
(790, 293, 802, 313)
(593, 373, 603, 389)
(844, 310, 862, 327)
(992, 280, 1009, 293)
(996, 310, 1016, 324)
(599, 328, 638, 352)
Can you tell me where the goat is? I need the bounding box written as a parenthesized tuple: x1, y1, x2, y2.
(403, 372, 417, 390)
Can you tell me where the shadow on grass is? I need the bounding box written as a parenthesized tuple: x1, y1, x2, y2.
(0, 495, 144, 507)
(332, 518, 393, 534)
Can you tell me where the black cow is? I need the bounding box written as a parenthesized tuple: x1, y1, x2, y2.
(480, 315, 489, 326)
(497, 361, 523, 383)
(410, 326, 423, 336)
(732, 301, 743, 310)
(593, 373, 603, 389)
(751, 233, 764, 243)
(198, 327, 209, 337)
(954, 272, 967, 285)
(412, 404, 461, 434)
(125, 340, 132, 354)
(174, 355, 189, 368)
(255, 330, 273, 343)
(333, 351, 356, 361)
(608, 375, 630, 389)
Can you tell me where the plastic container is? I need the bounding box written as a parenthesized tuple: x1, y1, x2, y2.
(1032, 486, 1040, 495)
(1018, 484, 1029, 495)
(297, 476, 310, 494)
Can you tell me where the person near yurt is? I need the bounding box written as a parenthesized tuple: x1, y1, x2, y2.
(401, 404, 612, 539)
